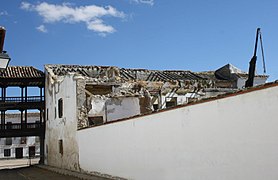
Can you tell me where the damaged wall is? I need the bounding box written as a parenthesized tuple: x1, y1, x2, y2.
(44, 71, 80, 171)
(88, 96, 141, 123)
(237, 77, 268, 89)
(106, 97, 140, 121)
(77, 84, 278, 180)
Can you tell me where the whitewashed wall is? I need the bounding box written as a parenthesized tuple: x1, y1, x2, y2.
(45, 72, 80, 171)
(0, 137, 38, 158)
(0, 114, 40, 159)
(89, 96, 141, 122)
(78, 85, 278, 180)
(160, 92, 193, 109)
(106, 97, 140, 122)
(237, 77, 267, 88)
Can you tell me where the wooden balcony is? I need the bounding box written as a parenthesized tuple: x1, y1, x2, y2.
(0, 122, 45, 138)
(0, 96, 44, 111)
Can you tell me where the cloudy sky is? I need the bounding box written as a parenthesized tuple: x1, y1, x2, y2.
(1, 0, 278, 80)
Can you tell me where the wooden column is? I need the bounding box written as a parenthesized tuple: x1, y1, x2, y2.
(20, 110, 24, 130)
(24, 87, 27, 127)
(0, 87, 3, 129)
(21, 86, 24, 102)
(39, 135, 45, 164)
(1, 87, 6, 129)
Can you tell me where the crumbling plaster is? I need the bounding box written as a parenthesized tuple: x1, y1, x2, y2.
(46, 65, 220, 131)
(45, 71, 80, 171)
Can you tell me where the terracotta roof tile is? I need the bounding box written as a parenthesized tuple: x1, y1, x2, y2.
(0, 66, 44, 79)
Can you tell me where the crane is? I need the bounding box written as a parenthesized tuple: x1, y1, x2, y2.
(245, 28, 266, 88)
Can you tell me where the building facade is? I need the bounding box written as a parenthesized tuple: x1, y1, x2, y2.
(0, 113, 41, 159)
(0, 66, 45, 162)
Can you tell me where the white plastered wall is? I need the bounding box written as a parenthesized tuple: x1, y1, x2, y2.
(44, 72, 80, 171)
(237, 77, 267, 88)
(78, 85, 278, 180)
(88, 96, 141, 122)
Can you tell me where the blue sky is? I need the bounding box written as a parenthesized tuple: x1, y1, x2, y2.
(0, 0, 278, 81)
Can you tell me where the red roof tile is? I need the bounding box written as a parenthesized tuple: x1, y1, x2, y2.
(0, 66, 44, 79)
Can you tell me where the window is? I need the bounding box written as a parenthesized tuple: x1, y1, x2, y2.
(85, 85, 112, 95)
(46, 108, 48, 121)
(166, 97, 177, 108)
(153, 104, 159, 111)
(35, 136, 40, 143)
(54, 106, 57, 119)
(20, 137, 27, 144)
(58, 139, 63, 155)
(5, 137, 12, 145)
(4, 149, 11, 157)
(58, 98, 63, 118)
(88, 116, 104, 126)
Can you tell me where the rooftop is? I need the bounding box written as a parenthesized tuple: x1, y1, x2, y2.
(45, 64, 268, 87)
(0, 66, 44, 86)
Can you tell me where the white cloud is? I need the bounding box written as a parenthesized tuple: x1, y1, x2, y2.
(36, 25, 48, 33)
(0, 11, 8, 16)
(20, 2, 126, 35)
(131, 0, 154, 6)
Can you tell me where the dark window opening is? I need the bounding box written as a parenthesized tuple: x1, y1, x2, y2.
(54, 107, 57, 119)
(20, 137, 27, 144)
(85, 85, 112, 95)
(88, 116, 104, 126)
(46, 108, 49, 121)
(15, 148, 23, 159)
(59, 139, 63, 155)
(5, 137, 12, 145)
(58, 98, 63, 118)
(153, 104, 159, 111)
(166, 97, 177, 108)
(4, 149, 11, 157)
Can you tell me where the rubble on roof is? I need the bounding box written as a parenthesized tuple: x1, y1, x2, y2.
(45, 64, 269, 129)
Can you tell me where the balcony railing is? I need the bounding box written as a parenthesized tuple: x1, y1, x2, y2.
(0, 96, 44, 103)
(1, 122, 43, 130)
(0, 122, 45, 137)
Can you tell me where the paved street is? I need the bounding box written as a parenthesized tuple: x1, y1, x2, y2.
(0, 159, 109, 180)
(0, 158, 40, 170)
(0, 166, 81, 180)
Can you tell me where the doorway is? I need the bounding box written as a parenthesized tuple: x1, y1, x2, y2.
(15, 147, 23, 159)
(29, 146, 35, 157)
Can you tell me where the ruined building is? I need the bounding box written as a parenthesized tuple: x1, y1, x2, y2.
(43, 63, 271, 177)
(45, 63, 267, 129)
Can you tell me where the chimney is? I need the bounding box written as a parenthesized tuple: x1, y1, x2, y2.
(0, 26, 6, 53)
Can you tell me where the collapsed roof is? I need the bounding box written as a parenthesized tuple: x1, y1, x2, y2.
(45, 63, 268, 86)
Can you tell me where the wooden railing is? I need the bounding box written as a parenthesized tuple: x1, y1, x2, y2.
(1, 122, 43, 130)
(0, 96, 44, 103)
